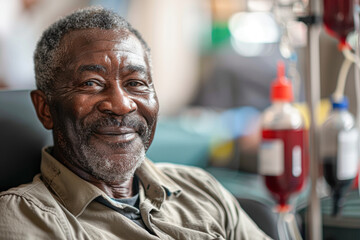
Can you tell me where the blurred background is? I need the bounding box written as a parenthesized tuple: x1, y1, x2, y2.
(2, 1, 360, 238)
(0, 0, 349, 172)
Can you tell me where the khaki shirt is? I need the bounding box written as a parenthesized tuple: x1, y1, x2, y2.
(0, 148, 271, 240)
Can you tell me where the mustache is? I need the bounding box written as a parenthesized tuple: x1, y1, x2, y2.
(78, 115, 154, 150)
(87, 116, 148, 137)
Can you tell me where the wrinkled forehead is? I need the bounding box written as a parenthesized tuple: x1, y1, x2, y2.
(57, 28, 147, 66)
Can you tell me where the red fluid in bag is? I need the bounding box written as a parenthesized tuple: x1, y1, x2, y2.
(323, 0, 354, 45)
(262, 128, 308, 207)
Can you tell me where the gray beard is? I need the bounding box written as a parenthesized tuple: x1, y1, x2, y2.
(78, 143, 146, 183)
(54, 115, 153, 183)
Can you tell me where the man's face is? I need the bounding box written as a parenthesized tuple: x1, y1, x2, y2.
(48, 28, 158, 183)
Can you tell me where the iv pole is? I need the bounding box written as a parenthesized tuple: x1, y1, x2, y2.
(304, 0, 322, 239)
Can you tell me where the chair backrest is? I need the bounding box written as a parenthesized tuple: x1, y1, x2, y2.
(0, 90, 53, 192)
(237, 198, 279, 240)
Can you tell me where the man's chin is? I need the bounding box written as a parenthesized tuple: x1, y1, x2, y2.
(91, 155, 145, 183)
(79, 142, 146, 183)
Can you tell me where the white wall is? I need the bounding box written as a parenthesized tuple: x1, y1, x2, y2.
(128, 0, 209, 115)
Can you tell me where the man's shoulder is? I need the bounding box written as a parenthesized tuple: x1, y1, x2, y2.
(154, 162, 221, 192)
(0, 175, 69, 238)
(0, 175, 58, 213)
(1, 174, 45, 197)
(155, 163, 213, 180)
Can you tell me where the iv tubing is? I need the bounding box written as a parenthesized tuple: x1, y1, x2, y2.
(284, 213, 303, 240)
(343, 47, 360, 67)
(333, 55, 353, 102)
(333, 48, 360, 102)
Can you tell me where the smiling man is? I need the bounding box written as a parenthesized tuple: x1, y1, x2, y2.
(0, 7, 270, 240)
(40, 28, 157, 197)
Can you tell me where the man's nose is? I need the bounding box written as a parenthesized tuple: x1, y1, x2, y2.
(97, 86, 137, 115)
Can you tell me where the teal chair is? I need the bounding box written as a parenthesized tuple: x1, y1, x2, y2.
(0, 90, 52, 191)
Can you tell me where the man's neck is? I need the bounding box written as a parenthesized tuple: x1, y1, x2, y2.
(51, 147, 135, 199)
(89, 177, 134, 199)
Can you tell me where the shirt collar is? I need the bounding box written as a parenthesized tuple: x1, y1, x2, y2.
(40, 147, 182, 216)
(135, 159, 182, 208)
(40, 147, 106, 217)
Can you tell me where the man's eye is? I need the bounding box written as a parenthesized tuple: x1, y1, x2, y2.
(82, 80, 99, 87)
(128, 81, 141, 87)
(125, 80, 150, 94)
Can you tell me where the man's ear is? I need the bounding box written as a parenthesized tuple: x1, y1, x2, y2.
(30, 90, 53, 130)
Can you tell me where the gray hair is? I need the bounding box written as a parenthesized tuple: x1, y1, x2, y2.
(34, 6, 151, 97)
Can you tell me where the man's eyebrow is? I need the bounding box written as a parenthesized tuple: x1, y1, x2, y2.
(77, 64, 107, 73)
(121, 65, 147, 75)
